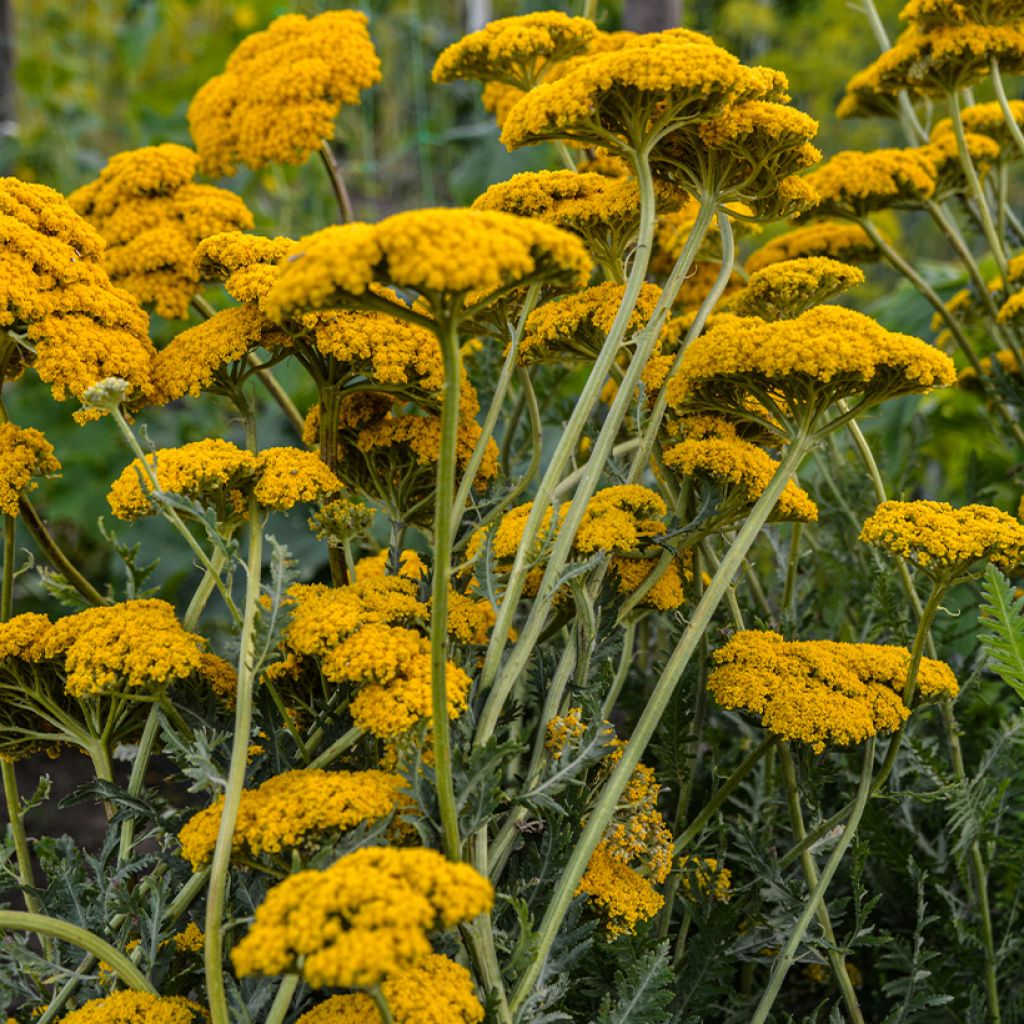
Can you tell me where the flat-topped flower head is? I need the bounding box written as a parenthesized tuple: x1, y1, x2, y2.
(932, 99, 1024, 153)
(0, 177, 155, 419)
(68, 144, 253, 318)
(860, 499, 1024, 578)
(57, 992, 207, 1024)
(666, 306, 955, 438)
(41, 599, 204, 698)
(472, 169, 682, 270)
(746, 221, 881, 273)
(663, 433, 819, 526)
(837, 63, 904, 120)
(177, 768, 405, 870)
(252, 447, 342, 510)
(917, 130, 1002, 199)
(231, 845, 493, 988)
(151, 305, 291, 405)
(957, 348, 1020, 391)
(901, 0, 1024, 26)
(803, 148, 937, 219)
(432, 12, 596, 90)
(296, 955, 485, 1024)
(520, 281, 662, 364)
(653, 100, 821, 218)
(731, 257, 864, 320)
(858, 22, 1024, 96)
(0, 424, 61, 516)
(709, 630, 958, 753)
(193, 231, 297, 304)
(187, 10, 381, 176)
(355, 548, 428, 582)
(500, 37, 786, 155)
(577, 841, 664, 937)
(265, 209, 590, 324)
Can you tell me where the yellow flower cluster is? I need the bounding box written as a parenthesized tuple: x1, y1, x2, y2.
(355, 548, 427, 581)
(265, 209, 591, 321)
(177, 768, 405, 869)
(576, 842, 665, 938)
(804, 148, 937, 217)
(746, 221, 880, 273)
(921, 130, 1003, 198)
(68, 144, 253, 318)
(187, 11, 381, 176)
(296, 954, 485, 1024)
(860, 499, 1024, 574)
(901, 0, 1024, 26)
(663, 433, 819, 523)
(151, 305, 291, 404)
(679, 856, 733, 902)
(958, 350, 1018, 391)
(500, 34, 783, 153)
(107, 440, 340, 520)
(278, 579, 471, 737)
(731, 257, 864, 321)
(0, 177, 155, 417)
(666, 306, 956, 431)
(932, 98, 1024, 149)
(609, 555, 689, 611)
(709, 630, 958, 753)
(193, 231, 297, 304)
(41, 599, 204, 698)
(173, 921, 204, 954)
(520, 281, 662, 364)
(57, 992, 206, 1024)
(432, 11, 596, 90)
(0, 424, 61, 516)
(231, 846, 493, 988)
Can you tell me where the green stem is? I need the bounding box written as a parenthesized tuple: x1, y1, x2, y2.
(509, 428, 813, 1013)
(599, 622, 636, 718)
(948, 90, 1008, 281)
(205, 496, 263, 1024)
(319, 139, 355, 223)
(183, 544, 231, 632)
(265, 976, 300, 1024)
(2, 514, 13, 621)
(749, 738, 875, 1024)
(779, 745, 865, 1024)
(1, 760, 39, 917)
(117, 704, 161, 863)
(247, 353, 305, 438)
(308, 725, 364, 770)
(430, 311, 463, 862)
(990, 57, 1024, 164)
(318, 383, 348, 587)
(0, 910, 156, 993)
(369, 986, 395, 1024)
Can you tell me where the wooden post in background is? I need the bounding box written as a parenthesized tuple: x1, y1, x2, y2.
(0, 0, 15, 149)
(623, 0, 682, 32)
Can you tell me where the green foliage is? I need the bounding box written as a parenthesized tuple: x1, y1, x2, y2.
(978, 565, 1024, 702)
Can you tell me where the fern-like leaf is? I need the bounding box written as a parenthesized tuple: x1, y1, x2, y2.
(978, 565, 1024, 701)
(596, 942, 674, 1024)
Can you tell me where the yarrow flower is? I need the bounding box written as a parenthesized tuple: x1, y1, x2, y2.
(0, 177, 155, 419)
(0, 424, 61, 516)
(859, 499, 1024, 578)
(187, 11, 381, 176)
(432, 12, 597, 90)
(931, 98, 1024, 151)
(56, 992, 206, 1024)
(264, 208, 591, 324)
(745, 221, 881, 273)
(177, 768, 405, 869)
(576, 842, 665, 938)
(709, 630, 958, 753)
(679, 856, 733, 902)
(68, 144, 253, 318)
(917, 129, 1002, 199)
(731, 257, 864, 321)
(295, 954, 485, 1024)
(231, 845, 493, 988)
(193, 231, 298, 305)
(803, 148, 937, 218)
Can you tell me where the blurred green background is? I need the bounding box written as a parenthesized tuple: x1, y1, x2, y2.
(0, 0, 1016, 617)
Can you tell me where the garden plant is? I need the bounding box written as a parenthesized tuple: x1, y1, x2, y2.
(2, 2, 1024, 1022)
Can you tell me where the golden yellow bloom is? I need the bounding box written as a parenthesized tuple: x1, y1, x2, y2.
(666, 306, 955, 435)
(900, 0, 1024, 26)
(172, 922, 204, 954)
(803, 148, 936, 218)
(918, 130, 1002, 199)
(355, 548, 427, 581)
(151, 305, 291, 404)
(177, 768, 405, 869)
(481, 79, 526, 128)
(709, 630, 958, 753)
(0, 177, 155, 418)
(193, 231, 297, 304)
(265, 209, 591, 322)
(610, 555, 688, 611)
(445, 589, 497, 645)
(41, 599, 204, 698)
(546, 706, 589, 756)
(860, 499, 1024, 575)
(231, 846, 493, 988)
(663, 434, 819, 523)
(932, 98, 1024, 150)
(520, 281, 662, 364)
(107, 439, 259, 520)
(577, 842, 664, 937)
(187, 11, 381, 176)
(252, 447, 342, 510)
(998, 291, 1024, 327)
(296, 954, 484, 1024)
(731, 257, 864, 320)
(68, 144, 253, 318)
(0, 611, 50, 662)
(679, 856, 733, 902)
(432, 12, 596, 90)
(57, 992, 207, 1024)
(746, 221, 881, 273)
(0, 424, 61, 516)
